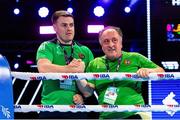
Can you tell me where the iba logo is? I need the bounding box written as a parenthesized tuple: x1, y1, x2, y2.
(125, 74, 141, 79)
(102, 105, 118, 108)
(62, 75, 68, 79)
(69, 105, 86, 109)
(37, 105, 54, 108)
(61, 75, 78, 79)
(93, 74, 110, 78)
(14, 105, 21, 109)
(30, 76, 46, 80)
(157, 74, 174, 78)
(101, 104, 108, 108)
(134, 105, 151, 108)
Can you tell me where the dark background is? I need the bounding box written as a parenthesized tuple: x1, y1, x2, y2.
(0, 0, 179, 119)
(151, 0, 180, 65)
(0, 0, 147, 70)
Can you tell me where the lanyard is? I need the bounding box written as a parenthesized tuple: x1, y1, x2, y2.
(105, 56, 122, 72)
(57, 41, 74, 65)
(105, 55, 122, 87)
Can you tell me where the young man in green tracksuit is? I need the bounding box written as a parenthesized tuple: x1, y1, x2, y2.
(36, 10, 94, 119)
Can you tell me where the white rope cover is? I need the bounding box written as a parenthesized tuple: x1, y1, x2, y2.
(12, 72, 180, 113)
(11, 72, 180, 81)
(14, 105, 180, 113)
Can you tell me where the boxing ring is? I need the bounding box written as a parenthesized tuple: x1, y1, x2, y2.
(1, 54, 180, 119)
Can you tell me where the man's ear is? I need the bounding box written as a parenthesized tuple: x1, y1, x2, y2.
(53, 24, 57, 32)
(99, 39, 102, 45)
(121, 39, 123, 49)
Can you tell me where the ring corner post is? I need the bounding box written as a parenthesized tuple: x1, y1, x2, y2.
(0, 54, 14, 119)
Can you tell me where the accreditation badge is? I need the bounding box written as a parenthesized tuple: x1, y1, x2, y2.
(59, 80, 73, 90)
(103, 86, 119, 105)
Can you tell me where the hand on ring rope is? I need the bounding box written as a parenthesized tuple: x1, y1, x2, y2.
(137, 67, 165, 78)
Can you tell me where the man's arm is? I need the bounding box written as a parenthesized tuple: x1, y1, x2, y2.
(37, 58, 85, 73)
(137, 67, 165, 77)
(76, 80, 95, 98)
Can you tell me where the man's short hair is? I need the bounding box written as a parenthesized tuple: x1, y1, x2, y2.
(51, 10, 74, 24)
(99, 26, 123, 39)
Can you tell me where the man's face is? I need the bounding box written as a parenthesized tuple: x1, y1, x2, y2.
(99, 29, 122, 60)
(53, 16, 75, 44)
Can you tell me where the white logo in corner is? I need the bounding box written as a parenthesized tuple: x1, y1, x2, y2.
(162, 92, 178, 116)
(0, 105, 11, 118)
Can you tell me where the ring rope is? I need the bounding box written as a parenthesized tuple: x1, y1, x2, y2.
(14, 104, 180, 112)
(12, 72, 180, 113)
(11, 72, 180, 81)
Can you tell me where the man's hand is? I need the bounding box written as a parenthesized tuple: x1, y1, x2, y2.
(137, 68, 154, 77)
(68, 59, 85, 73)
(137, 67, 165, 78)
(73, 94, 84, 105)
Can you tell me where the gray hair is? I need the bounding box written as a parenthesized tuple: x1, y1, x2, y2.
(99, 26, 123, 39)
